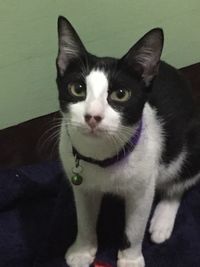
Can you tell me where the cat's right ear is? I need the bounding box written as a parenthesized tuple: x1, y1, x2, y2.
(57, 16, 86, 75)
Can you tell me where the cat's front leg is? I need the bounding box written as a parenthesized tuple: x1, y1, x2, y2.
(65, 189, 102, 267)
(118, 183, 154, 267)
(149, 197, 181, 244)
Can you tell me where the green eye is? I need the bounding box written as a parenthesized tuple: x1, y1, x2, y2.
(109, 89, 131, 102)
(68, 83, 86, 98)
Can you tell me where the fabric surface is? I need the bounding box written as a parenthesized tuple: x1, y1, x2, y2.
(0, 160, 200, 267)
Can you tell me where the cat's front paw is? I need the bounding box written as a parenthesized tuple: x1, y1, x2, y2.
(149, 200, 178, 244)
(117, 250, 145, 267)
(65, 243, 97, 267)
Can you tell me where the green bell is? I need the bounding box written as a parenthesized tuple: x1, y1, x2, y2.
(71, 173, 83, 185)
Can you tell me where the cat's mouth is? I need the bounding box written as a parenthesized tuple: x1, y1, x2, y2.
(81, 127, 105, 138)
(67, 121, 113, 139)
(73, 123, 108, 138)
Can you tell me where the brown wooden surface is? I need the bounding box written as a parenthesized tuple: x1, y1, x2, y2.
(0, 63, 199, 169)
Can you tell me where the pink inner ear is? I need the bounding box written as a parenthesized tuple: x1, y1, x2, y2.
(57, 54, 67, 75)
(132, 58, 160, 86)
(122, 29, 163, 85)
(57, 16, 86, 76)
(134, 47, 161, 85)
(135, 46, 160, 69)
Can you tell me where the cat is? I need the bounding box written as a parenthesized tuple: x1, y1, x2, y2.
(56, 16, 200, 267)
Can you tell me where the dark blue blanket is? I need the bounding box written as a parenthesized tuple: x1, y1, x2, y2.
(0, 161, 200, 267)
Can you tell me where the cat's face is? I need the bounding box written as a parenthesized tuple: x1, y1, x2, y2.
(56, 16, 163, 141)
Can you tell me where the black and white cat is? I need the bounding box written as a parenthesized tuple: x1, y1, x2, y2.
(56, 16, 200, 267)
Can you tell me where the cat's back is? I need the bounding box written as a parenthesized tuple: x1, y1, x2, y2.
(149, 61, 194, 119)
(148, 61, 195, 163)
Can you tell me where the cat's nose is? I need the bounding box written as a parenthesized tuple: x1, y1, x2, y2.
(84, 114, 102, 129)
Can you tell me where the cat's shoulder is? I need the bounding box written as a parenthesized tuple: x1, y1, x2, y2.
(149, 61, 194, 115)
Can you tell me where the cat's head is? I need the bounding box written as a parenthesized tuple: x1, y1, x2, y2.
(56, 16, 163, 145)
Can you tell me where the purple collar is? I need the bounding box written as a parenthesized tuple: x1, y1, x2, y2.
(72, 120, 143, 168)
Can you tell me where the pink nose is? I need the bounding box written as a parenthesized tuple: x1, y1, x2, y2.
(84, 114, 102, 129)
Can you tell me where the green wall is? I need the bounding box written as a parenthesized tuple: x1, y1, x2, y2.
(0, 0, 200, 129)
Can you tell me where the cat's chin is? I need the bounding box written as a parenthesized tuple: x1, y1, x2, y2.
(81, 128, 105, 138)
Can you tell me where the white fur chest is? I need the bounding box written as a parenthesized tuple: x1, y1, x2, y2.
(59, 104, 163, 195)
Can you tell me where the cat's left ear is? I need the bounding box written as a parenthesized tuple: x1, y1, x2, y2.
(121, 28, 164, 85)
(57, 16, 87, 75)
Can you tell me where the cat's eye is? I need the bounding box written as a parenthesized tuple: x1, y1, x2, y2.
(68, 83, 86, 99)
(109, 89, 131, 102)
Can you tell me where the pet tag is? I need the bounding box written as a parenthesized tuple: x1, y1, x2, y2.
(71, 157, 83, 185)
(71, 173, 83, 185)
